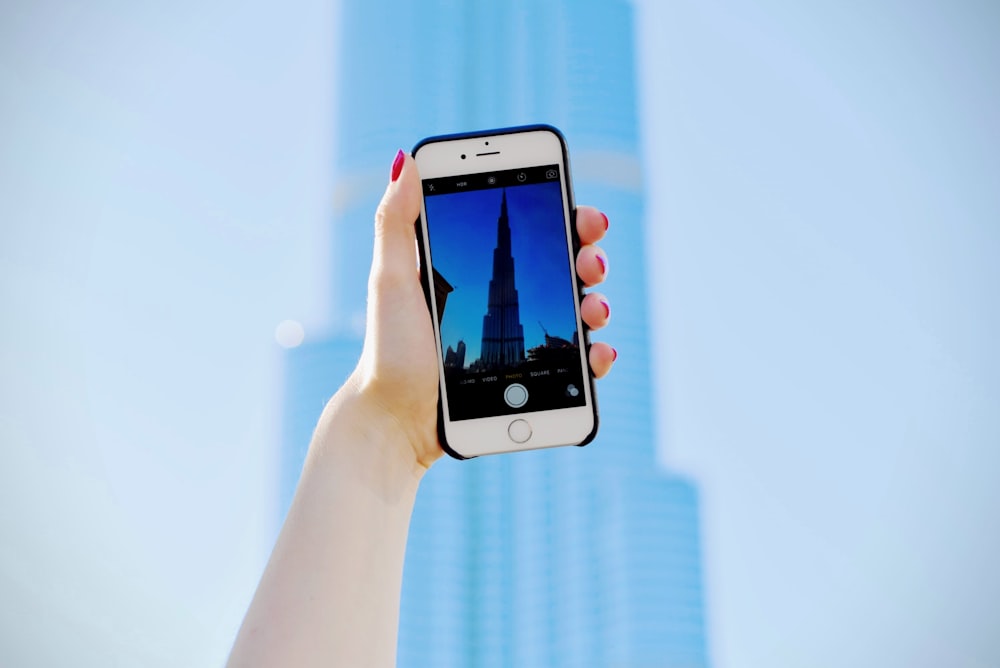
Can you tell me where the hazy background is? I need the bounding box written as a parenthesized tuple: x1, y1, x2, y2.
(2, 0, 998, 666)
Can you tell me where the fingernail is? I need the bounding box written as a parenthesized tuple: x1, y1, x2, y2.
(595, 253, 607, 275)
(601, 212, 609, 231)
(600, 299, 610, 319)
(391, 149, 405, 182)
(611, 347, 618, 362)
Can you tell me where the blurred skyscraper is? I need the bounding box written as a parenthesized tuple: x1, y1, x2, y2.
(281, 1, 710, 665)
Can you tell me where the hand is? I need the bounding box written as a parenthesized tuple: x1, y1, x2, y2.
(229, 151, 617, 666)
(344, 150, 616, 470)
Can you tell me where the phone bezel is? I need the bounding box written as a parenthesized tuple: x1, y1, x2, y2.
(413, 125, 599, 458)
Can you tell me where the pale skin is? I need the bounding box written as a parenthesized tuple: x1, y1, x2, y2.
(227, 152, 616, 667)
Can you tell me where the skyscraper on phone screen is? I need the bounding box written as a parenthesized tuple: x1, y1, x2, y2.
(479, 191, 527, 369)
(280, 1, 710, 665)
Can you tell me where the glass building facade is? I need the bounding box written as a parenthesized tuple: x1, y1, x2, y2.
(280, 1, 710, 665)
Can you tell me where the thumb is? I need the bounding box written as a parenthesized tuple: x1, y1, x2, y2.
(372, 150, 423, 287)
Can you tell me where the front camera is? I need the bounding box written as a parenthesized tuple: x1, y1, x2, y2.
(461, 154, 466, 159)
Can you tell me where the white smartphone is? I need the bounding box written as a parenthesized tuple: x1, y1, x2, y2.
(413, 125, 599, 458)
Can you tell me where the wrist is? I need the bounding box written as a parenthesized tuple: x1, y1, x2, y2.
(306, 376, 429, 496)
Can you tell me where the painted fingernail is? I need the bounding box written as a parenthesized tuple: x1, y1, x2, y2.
(596, 253, 607, 275)
(611, 347, 618, 362)
(601, 212, 609, 231)
(391, 149, 405, 182)
(600, 299, 610, 319)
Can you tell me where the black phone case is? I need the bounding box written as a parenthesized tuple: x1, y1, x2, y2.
(412, 124, 600, 459)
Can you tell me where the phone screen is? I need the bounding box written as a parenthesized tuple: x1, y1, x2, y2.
(422, 165, 586, 422)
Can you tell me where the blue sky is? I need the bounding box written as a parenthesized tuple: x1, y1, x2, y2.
(426, 182, 577, 363)
(1, 0, 999, 667)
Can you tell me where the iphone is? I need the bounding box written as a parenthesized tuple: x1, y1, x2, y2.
(414, 125, 598, 458)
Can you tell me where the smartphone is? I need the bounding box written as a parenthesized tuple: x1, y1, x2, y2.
(413, 125, 598, 459)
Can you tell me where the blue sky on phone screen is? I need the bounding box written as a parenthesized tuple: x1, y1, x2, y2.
(425, 181, 578, 363)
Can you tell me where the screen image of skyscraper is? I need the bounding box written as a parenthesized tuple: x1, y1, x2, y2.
(479, 191, 526, 370)
(280, 2, 710, 666)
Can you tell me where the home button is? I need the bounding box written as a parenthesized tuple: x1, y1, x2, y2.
(508, 419, 532, 444)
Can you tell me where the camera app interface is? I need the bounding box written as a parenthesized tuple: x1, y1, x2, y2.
(423, 165, 586, 421)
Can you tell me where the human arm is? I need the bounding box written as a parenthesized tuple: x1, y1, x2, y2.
(226, 151, 615, 667)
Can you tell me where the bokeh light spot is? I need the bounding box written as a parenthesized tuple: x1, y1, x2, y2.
(274, 320, 305, 348)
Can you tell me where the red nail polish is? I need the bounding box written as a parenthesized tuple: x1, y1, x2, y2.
(600, 299, 610, 319)
(601, 212, 609, 231)
(611, 347, 618, 362)
(391, 149, 405, 182)
(596, 254, 607, 275)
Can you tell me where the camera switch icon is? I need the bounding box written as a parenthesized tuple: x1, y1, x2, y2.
(545, 169, 557, 179)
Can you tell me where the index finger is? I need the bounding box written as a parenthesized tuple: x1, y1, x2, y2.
(575, 206, 608, 246)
